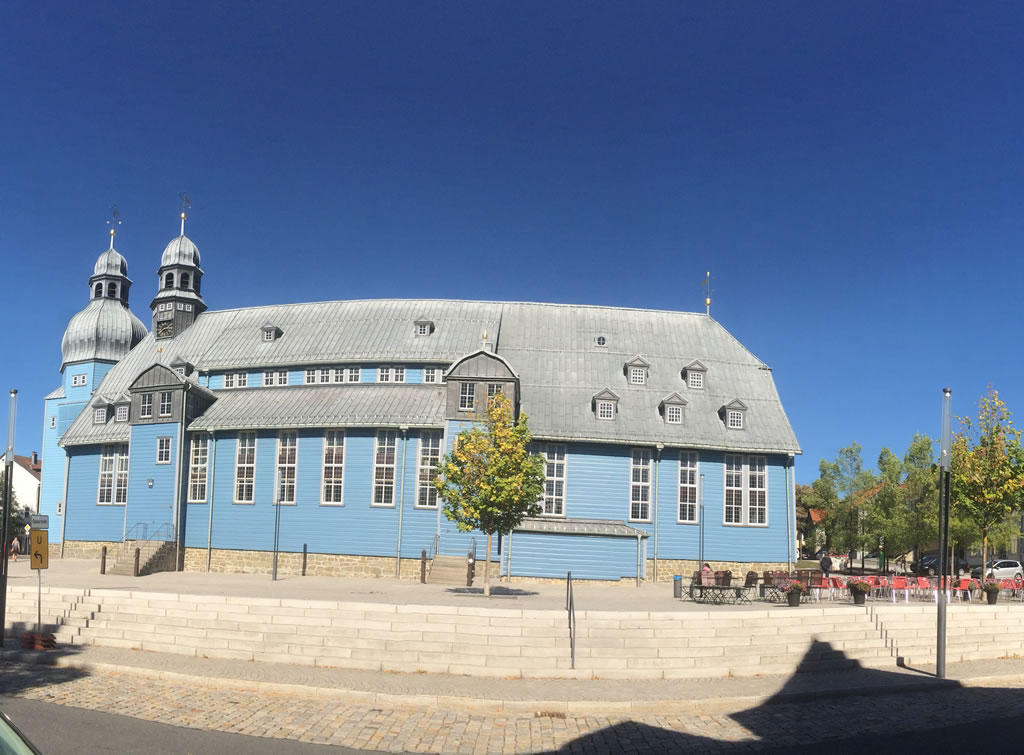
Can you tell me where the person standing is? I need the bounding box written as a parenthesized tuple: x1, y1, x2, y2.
(820, 553, 833, 580)
(9, 536, 20, 562)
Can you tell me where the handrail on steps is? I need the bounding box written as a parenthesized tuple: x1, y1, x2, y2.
(122, 522, 174, 556)
(566, 571, 576, 670)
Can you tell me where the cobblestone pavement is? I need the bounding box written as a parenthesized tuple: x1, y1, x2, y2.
(1, 662, 1023, 753)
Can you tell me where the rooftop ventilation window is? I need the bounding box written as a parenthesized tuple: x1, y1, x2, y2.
(261, 323, 283, 342)
(415, 319, 435, 337)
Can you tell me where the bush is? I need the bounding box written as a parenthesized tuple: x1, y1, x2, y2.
(846, 577, 872, 594)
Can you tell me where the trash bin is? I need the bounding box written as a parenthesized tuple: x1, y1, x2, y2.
(673, 574, 682, 598)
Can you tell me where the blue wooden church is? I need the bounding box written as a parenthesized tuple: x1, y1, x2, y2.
(40, 216, 801, 581)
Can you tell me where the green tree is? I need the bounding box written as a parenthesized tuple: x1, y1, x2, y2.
(951, 387, 1024, 575)
(434, 392, 546, 596)
(806, 443, 878, 561)
(867, 434, 938, 568)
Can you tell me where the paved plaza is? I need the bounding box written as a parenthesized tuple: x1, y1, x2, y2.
(2, 558, 1024, 752)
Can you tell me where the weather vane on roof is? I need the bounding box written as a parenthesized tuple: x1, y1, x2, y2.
(701, 271, 713, 316)
(179, 192, 191, 234)
(106, 206, 121, 249)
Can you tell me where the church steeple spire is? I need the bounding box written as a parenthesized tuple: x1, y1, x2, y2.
(150, 205, 206, 340)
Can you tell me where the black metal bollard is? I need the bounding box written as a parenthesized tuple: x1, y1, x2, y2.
(302, 544, 308, 576)
(100, 546, 107, 575)
(420, 550, 427, 584)
(133, 547, 140, 577)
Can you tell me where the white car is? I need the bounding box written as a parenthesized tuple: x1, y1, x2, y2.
(971, 559, 1024, 580)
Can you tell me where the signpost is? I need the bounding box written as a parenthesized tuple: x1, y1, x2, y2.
(936, 388, 953, 679)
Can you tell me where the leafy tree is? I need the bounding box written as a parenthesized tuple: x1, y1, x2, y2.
(806, 443, 878, 561)
(434, 392, 546, 596)
(867, 434, 938, 568)
(794, 483, 814, 551)
(951, 388, 1024, 574)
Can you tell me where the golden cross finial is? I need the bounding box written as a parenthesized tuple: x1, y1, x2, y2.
(106, 206, 121, 249)
(179, 193, 191, 235)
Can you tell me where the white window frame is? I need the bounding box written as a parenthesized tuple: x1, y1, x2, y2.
(140, 393, 153, 418)
(93, 407, 106, 424)
(263, 370, 287, 387)
(415, 431, 442, 508)
(188, 436, 209, 503)
(373, 430, 398, 506)
(223, 372, 248, 389)
(49, 416, 56, 429)
(728, 410, 744, 429)
(393, 367, 405, 383)
(97, 444, 129, 505)
(159, 392, 172, 417)
(263, 329, 274, 342)
(177, 302, 184, 311)
(305, 368, 317, 384)
(723, 454, 768, 527)
(332, 368, 345, 384)
(629, 448, 652, 522)
(173, 366, 185, 376)
(416, 322, 430, 336)
(423, 367, 438, 384)
(319, 368, 330, 384)
(666, 405, 682, 424)
(688, 371, 704, 390)
(348, 367, 360, 383)
(156, 436, 171, 464)
(185, 303, 193, 312)
(597, 400, 614, 420)
(378, 367, 391, 383)
(678, 452, 698, 523)
(538, 444, 567, 516)
(234, 432, 256, 504)
(629, 367, 646, 385)
(275, 431, 297, 505)
(459, 383, 475, 411)
(488, 383, 503, 401)
(321, 430, 345, 505)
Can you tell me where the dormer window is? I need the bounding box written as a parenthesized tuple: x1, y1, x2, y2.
(721, 399, 748, 430)
(170, 358, 193, 377)
(684, 360, 708, 390)
(459, 382, 476, 410)
(115, 405, 129, 422)
(624, 356, 650, 386)
(415, 319, 435, 336)
(592, 388, 620, 421)
(660, 393, 687, 425)
(261, 323, 282, 342)
(93, 407, 106, 424)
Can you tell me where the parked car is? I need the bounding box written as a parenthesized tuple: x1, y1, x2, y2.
(0, 709, 41, 754)
(911, 555, 969, 576)
(971, 559, 1024, 580)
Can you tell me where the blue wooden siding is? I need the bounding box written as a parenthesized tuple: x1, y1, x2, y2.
(62, 362, 114, 403)
(124, 423, 178, 541)
(405, 368, 423, 384)
(361, 367, 376, 383)
(504, 532, 644, 580)
(64, 447, 124, 542)
(40, 395, 73, 541)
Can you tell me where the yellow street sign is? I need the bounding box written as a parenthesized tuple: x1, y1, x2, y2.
(30, 530, 48, 570)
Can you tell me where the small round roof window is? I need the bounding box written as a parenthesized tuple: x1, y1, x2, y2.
(596, 336, 607, 347)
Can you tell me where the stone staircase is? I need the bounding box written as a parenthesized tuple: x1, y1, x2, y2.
(427, 555, 472, 586)
(872, 603, 1024, 665)
(107, 541, 177, 577)
(2, 586, 903, 679)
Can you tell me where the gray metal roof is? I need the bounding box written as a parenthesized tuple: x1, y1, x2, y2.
(189, 385, 446, 431)
(93, 247, 128, 277)
(45, 386, 65, 400)
(59, 299, 799, 454)
(514, 517, 649, 538)
(60, 298, 149, 371)
(160, 234, 201, 268)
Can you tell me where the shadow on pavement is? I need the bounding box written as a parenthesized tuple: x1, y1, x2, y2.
(446, 586, 539, 597)
(0, 625, 89, 697)
(557, 639, 973, 754)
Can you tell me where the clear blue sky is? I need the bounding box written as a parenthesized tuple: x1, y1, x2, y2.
(2, 2, 1022, 483)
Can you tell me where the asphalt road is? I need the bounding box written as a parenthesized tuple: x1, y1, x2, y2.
(0, 696, 378, 755)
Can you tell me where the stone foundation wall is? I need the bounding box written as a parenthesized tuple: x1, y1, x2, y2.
(60, 540, 121, 559)
(649, 559, 792, 579)
(182, 547, 423, 579)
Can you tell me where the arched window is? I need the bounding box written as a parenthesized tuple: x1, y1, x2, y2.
(181, 273, 190, 290)
(107, 282, 117, 298)
(164, 272, 174, 289)
(94, 283, 103, 299)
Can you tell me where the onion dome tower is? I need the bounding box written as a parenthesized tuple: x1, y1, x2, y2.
(61, 227, 149, 371)
(150, 211, 206, 339)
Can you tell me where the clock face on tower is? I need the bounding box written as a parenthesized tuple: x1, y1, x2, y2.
(156, 320, 174, 339)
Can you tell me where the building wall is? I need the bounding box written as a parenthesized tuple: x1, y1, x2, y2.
(64, 447, 125, 542)
(503, 531, 644, 581)
(125, 422, 178, 541)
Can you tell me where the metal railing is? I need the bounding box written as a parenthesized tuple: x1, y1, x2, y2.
(566, 571, 576, 670)
(123, 523, 173, 556)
